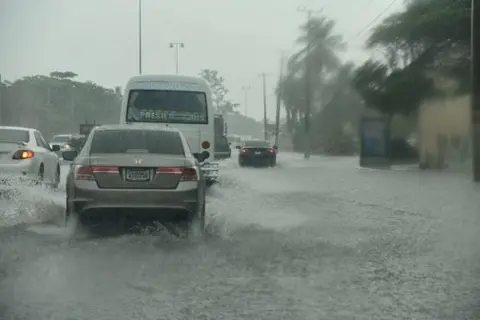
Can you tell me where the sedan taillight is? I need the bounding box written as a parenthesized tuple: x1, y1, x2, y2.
(74, 165, 118, 180)
(12, 149, 34, 160)
(156, 167, 198, 181)
(74, 165, 94, 180)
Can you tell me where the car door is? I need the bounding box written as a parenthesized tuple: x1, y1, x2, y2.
(34, 131, 57, 182)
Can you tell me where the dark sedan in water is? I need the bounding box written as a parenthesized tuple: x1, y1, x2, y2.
(237, 140, 276, 167)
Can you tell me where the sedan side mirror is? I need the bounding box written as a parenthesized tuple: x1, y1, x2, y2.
(51, 145, 61, 152)
(62, 150, 78, 161)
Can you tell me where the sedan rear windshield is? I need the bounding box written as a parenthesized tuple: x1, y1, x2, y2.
(244, 140, 270, 148)
(90, 130, 184, 155)
(0, 129, 30, 143)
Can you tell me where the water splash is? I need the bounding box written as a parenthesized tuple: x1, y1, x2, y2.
(0, 183, 65, 227)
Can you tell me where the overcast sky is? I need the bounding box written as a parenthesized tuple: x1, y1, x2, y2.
(0, 0, 403, 121)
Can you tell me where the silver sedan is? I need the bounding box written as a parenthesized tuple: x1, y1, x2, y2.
(63, 124, 208, 233)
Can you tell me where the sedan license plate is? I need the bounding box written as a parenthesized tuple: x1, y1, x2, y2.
(254, 151, 262, 155)
(126, 169, 150, 181)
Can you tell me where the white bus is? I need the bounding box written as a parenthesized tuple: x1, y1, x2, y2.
(119, 74, 218, 184)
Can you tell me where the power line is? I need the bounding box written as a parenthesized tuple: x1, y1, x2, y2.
(352, 0, 400, 40)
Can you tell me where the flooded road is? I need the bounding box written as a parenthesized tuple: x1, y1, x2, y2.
(1, 153, 479, 319)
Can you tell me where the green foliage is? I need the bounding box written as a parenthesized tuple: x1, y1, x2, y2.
(354, 0, 471, 115)
(278, 14, 362, 154)
(353, 59, 436, 115)
(0, 72, 121, 139)
(49, 71, 78, 79)
(198, 69, 237, 113)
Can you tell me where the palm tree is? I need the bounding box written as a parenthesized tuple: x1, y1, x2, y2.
(279, 15, 345, 130)
(290, 16, 345, 78)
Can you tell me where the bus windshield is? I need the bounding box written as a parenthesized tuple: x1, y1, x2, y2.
(126, 89, 208, 124)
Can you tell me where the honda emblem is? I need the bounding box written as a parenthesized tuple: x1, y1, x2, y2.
(135, 158, 142, 165)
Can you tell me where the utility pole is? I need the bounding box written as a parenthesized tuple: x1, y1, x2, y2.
(138, 0, 143, 75)
(169, 42, 185, 74)
(0, 74, 2, 125)
(298, 6, 321, 159)
(260, 73, 268, 140)
(274, 53, 286, 147)
(241, 85, 250, 117)
(71, 85, 75, 121)
(472, 0, 480, 182)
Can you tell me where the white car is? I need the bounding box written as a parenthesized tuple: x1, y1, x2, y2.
(0, 126, 61, 188)
(49, 134, 74, 151)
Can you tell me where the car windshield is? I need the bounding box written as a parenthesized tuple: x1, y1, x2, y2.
(244, 140, 270, 148)
(126, 89, 208, 124)
(0, 128, 30, 143)
(51, 135, 70, 143)
(89, 129, 184, 155)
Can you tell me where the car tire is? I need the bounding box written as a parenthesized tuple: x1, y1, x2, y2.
(50, 166, 60, 189)
(64, 198, 76, 227)
(35, 165, 45, 186)
(178, 201, 206, 236)
(64, 198, 83, 236)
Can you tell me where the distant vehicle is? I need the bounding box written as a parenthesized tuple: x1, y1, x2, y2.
(215, 135, 231, 160)
(214, 114, 227, 136)
(67, 134, 87, 153)
(214, 114, 230, 159)
(62, 124, 207, 233)
(79, 123, 99, 136)
(227, 134, 242, 149)
(49, 134, 74, 151)
(0, 126, 61, 188)
(119, 74, 218, 186)
(238, 139, 277, 167)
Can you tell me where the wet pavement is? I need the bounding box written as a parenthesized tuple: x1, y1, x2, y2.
(0, 153, 479, 319)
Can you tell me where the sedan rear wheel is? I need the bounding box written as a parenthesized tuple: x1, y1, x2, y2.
(35, 165, 45, 186)
(178, 202, 206, 237)
(51, 166, 60, 189)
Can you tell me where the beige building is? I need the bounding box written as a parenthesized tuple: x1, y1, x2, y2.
(418, 95, 471, 169)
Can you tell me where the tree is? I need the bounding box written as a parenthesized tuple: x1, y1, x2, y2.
(277, 14, 362, 154)
(279, 15, 346, 127)
(288, 16, 345, 79)
(49, 71, 78, 80)
(198, 69, 230, 113)
(353, 0, 470, 115)
(1, 72, 121, 139)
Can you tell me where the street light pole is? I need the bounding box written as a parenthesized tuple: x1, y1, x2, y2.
(138, 0, 143, 75)
(472, 0, 480, 182)
(241, 85, 250, 117)
(0, 74, 2, 125)
(169, 42, 184, 74)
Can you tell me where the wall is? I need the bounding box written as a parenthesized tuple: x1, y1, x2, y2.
(418, 95, 471, 170)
